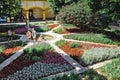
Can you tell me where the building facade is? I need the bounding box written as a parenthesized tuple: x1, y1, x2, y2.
(21, 0, 54, 20)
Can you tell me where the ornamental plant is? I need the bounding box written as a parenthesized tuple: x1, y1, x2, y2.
(64, 33, 116, 45)
(58, 0, 91, 26)
(101, 58, 120, 80)
(0, 45, 6, 53)
(52, 73, 81, 80)
(80, 47, 120, 66)
(53, 27, 65, 34)
(70, 42, 82, 48)
(35, 25, 50, 32)
(82, 69, 107, 80)
(55, 39, 67, 47)
(1, 62, 73, 80)
(24, 42, 53, 56)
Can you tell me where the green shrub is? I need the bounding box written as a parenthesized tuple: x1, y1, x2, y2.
(55, 39, 67, 47)
(70, 42, 82, 48)
(24, 42, 53, 56)
(80, 47, 120, 66)
(64, 33, 116, 45)
(35, 25, 50, 32)
(53, 73, 81, 80)
(58, 0, 91, 26)
(101, 58, 120, 80)
(53, 28, 65, 34)
(0, 56, 4, 63)
(32, 56, 40, 61)
(0, 45, 6, 53)
(13, 41, 26, 47)
(82, 69, 107, 80)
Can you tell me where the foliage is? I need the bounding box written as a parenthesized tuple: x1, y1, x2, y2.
(24, 43, 53, 56)
(35, 25, 50, 32)
(0, 45, 6, 53)
(70, 42, 82, 48)
(82, 69, 107, 80)
(48, 0, 79, 15)
(32, 56, 40, 62)
(0, 0, 21, 17)
(64, 33, 116, 45)
(101, 58, 120, 80)
(89, 0, 120, 27)
(80, 47, 120, 66)
(53, 27, 65, 34)
(52, 73, 81, 80)
(55, 39, 67, 47)
(1, 62, 73, 80)
(58, 1, 91, 26)
(0, 56, 4, 63)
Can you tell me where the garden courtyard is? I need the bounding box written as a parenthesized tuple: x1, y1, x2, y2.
(0, 21, 120, 80)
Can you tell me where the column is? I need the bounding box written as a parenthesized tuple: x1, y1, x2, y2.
(42, 1, 46, 20)
(25, 0, 29, 20)
(42, 10, 46, 20)
(25, 10, 29, 20)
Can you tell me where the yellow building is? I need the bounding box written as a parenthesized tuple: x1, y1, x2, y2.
(21, 0, 54, 20)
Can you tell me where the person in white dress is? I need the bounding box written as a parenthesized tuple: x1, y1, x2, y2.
(31, 28, 36, 41)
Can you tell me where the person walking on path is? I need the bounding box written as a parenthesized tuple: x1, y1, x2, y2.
(31, 28, 36, 41)
(26, 29, 31, 42)
(7, 29, 13, 42)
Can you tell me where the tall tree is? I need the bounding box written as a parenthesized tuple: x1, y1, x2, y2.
(48, 0, 80, 15)
(0, 0, 21, 17)
(89, 0, 120, 22)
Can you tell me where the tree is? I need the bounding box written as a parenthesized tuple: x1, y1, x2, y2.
(0, 0, 21, 17)
(48, 0, 80, 15)
(89, 0, 120, 24)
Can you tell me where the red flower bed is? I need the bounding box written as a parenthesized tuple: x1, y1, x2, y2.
(48, 24, 59, 29)
(0, 51, 71, 78)
(2, 46, 22, 55)
(60, 42, 84, 57)
(59, 41, 115, 62)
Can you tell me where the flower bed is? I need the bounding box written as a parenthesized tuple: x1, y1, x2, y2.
(0, 41, 26, 63)
(55, 40, 117, 63)
(48, 24, 59, 29)
(100, 58, 120, 80)
(80, 47, 120, 66)
(14, 26, 39, 34)
(64, 33, 119, 45)
(0, 43, 73, 79)
(0, 35, 21, 42)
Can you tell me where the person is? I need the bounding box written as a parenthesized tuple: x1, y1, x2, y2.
(31, 28, 36, 41)
(26, 29, 31, 42)
(7, 29, 13, 42)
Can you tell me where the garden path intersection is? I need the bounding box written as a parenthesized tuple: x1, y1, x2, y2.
(0, 24, 114, 80)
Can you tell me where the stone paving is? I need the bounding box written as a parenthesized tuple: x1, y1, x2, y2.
(0, 23, 113, 80)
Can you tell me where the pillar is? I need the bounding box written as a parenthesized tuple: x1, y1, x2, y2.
(25, 0, 29, 20)
(25, 10, 29, 20)
(42, 1, 46, 20)
(42, 10, 46, 20)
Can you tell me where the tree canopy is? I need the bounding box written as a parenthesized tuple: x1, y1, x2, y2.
(0, 0, 21, 17)
(89, 0, 120, 22)
(48, 0, 80, 15)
